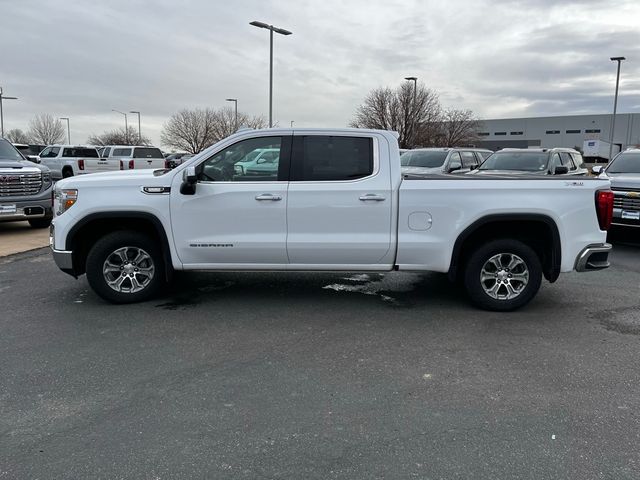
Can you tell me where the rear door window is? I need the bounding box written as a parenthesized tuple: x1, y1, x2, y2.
(40, 147, 60, 158)
(460, 151, 477, 168)
(560, 152, 576, 170)
(292, 136, 373, 181)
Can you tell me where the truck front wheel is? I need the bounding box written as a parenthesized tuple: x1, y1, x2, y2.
(86, 231, 165, 304)
(463, 239, 542, 311)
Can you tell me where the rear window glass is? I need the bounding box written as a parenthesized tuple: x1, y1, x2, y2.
(401, 150, 447, 168)
(479, 151, 549, 172)
(133, 148, 163, 159)
(62, 148, 98, 158)
(293, 136, 373, 181)
(112, 148, 132, 157)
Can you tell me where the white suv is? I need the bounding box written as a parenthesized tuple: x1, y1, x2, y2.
(39, 145, 118, 179)
(101, 145, 165, 170)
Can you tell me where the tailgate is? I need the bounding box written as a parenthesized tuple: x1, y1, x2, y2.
(83, 158, 121, 173)
(131, 158, 164, 170)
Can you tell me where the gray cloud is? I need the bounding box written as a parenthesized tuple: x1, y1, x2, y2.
(1, 0, 639, 146)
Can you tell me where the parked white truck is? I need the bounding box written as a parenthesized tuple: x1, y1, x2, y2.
(50, 128, 614, 311)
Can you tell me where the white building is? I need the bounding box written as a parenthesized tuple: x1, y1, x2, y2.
(477, 113, 640, 153)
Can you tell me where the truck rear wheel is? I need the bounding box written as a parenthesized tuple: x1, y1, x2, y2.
(463, 239, 542, 311)
(86, 231, 165, 304)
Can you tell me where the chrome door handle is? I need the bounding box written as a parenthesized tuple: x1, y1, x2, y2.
(359, 194, 386, 201)
(255, 194, 282, 201)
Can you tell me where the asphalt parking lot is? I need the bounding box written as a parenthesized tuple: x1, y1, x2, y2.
(1, 230, 639, 479)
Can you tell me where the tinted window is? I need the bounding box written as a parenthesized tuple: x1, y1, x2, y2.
(40, 147, 60, 158)
(479, 152, 549, 172)
(571, 152, 585, 169)
(133, 147, 163, 158)
(0, 140, 25, 161)
(460, 151, 477, 168)
(607, 153, 640, 174)
(293, 136, 373, 181)
(62, 148, 98, 157)
(448, 152, 462, 169)
(112, 148, 132, 157)
(199, 136, 283, 182)
(560, 152, 576, 170)
(400, 150, 447, 168)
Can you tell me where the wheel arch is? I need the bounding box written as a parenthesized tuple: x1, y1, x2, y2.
(448, 214, 561, 283)
(65, 211, 173, 279)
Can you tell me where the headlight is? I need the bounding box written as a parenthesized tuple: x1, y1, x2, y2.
(54, 189, 78, 216)
(42, 171, 52, 187)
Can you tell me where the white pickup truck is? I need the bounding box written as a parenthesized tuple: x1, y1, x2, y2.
(49, 128, 614, 311)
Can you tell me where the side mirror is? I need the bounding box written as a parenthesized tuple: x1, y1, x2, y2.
(448, 162, 462, 173)
(180, 166, 197, 195)
(553, 165, 569, 175)
(591, 165, 603, 175)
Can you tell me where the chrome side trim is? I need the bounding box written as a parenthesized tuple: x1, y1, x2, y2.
(574, 243, 612, 272)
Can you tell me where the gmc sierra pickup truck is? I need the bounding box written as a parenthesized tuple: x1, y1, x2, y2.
(50, 128, 613, 311)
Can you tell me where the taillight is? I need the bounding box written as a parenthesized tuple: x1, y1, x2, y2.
(595, 190, 614, 231)
(119, 160, 124, 170)
(129, 160, 134, 169)
(78, 159, 85, 170)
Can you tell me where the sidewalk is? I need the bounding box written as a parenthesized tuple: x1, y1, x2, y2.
(0, 222, 50, 257)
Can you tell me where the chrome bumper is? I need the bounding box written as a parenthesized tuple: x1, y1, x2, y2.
(0, 205, 50, 222)
(575, 243, 612, 272)
(51, 248, 74, 270)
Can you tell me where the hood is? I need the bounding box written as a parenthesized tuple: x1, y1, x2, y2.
(401, 166, 444, 175)
(471, 169, 547, 176)
(0, 159, 49, 173)
(606, 172, 640, 190)
(55, 168, 170, 189)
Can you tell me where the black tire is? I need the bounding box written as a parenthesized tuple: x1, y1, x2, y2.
(86, 230, 165, 304)
(62, 169, 73, 178)
(28, 217, 52, 229)
(463, 239, 542, 311)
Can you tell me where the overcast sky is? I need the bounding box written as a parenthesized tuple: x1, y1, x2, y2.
(2, 0, 639, 147)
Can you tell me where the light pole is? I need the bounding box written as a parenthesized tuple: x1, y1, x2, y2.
(112, 109, 128, 144)
(290, 120, 294, 128)
(405, 76, 418, 147)
(609, 57, 625, 161)
(249, 20, 292, 128)
(130, 111, 141, 144)
(59, 117, 70, 144)
(225, 99, 238, 131)
(0, 87, 18, 137)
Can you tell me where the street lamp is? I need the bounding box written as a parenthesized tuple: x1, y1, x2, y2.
(130, 111, 141, 144)
(609, 57, 625, 161)
(290, 120, 294, 128)
(112, 109, 128, 144)
(59, 117, 70, 144)
(250, 20, 292, 128)
(0, 87, 18, 137)
(405, 76, 418, 147)
(225, 99, 238, 131)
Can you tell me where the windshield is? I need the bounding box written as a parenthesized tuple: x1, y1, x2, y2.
(400, 151, 448, 168)
(479, 151, 549, 171)
(607, 153, 640, 174)
(0, 140, 25, 161)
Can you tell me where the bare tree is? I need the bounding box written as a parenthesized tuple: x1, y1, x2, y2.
(350, 82, 441, 148)
(5, 128, 31, 144)
(435, 109, 481, 147)
(161, 108, 267, 154)
(28, 114, 66, 145)
(87, 126, 151, 146)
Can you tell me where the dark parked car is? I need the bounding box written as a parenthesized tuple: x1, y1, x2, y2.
(471, 148, 588, 176)
(401, 148, 492, 175)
